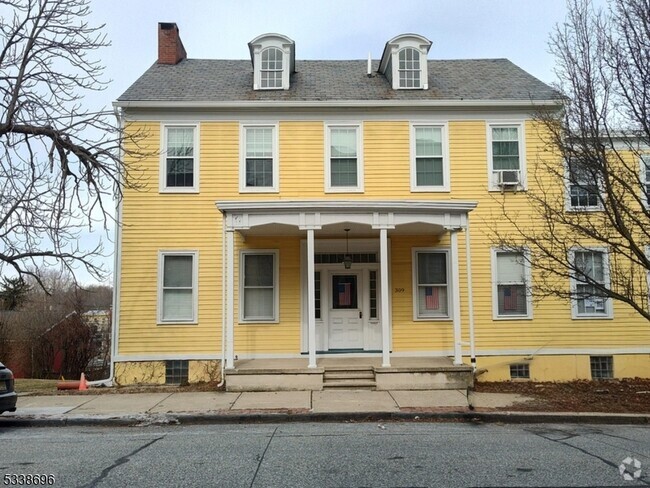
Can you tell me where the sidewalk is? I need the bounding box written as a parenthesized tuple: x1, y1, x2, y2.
(2, 389, 649, 426)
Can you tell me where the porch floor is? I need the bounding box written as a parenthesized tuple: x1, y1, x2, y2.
(226, 356, 473, 392)
(232, 356, 458, 371)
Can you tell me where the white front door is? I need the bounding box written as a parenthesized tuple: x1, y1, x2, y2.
(328, 272, 364, 349)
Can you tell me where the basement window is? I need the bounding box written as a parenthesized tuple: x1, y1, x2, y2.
(590, 356, 613, 380)
(509, 363, 530, 379)
(165, 360, 189, 385)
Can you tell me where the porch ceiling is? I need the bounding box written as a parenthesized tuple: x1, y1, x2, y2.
(235, 221, 447, 237)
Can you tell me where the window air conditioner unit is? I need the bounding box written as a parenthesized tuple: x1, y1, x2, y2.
(497, 170, 520, 188)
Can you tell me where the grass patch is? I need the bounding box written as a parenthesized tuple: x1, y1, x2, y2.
(15, 379, 59, 395)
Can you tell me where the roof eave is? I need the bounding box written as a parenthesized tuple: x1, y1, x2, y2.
(215, 199, 479, 214)
(113, 98, 562, 109)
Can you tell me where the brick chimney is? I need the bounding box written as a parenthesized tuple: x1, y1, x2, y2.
(158, 22, 186, 65)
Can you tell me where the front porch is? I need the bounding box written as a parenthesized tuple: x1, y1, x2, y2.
(225, 356, 474, 392)
(217, 200, 479, 375)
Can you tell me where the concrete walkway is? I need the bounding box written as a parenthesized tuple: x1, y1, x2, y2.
(2, 389, 648, 426)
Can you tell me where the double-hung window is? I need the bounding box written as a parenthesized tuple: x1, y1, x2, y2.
(413, 250, 449, 319)
(240, 125, 278, 192)
(488, 123, 525, 190)
(411, 124, 448, 191)
(492, 249, 531, 319)
(159, 252, 198, 323)
(566, 158, 602, 210)
(642, 155, 650, 207)
(260, 47, 283, 89)
(570, 248, 612, 318)
(398, 48, 421, 88)
(326, 125, 363, 192)
(161, 125, 199, 192)
(240, 251, 279, 322)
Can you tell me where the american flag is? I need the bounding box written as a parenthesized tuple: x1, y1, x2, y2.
(338, 282, 352, 306)
(425, 287, 439, 310)
(503, 287, 517, 310)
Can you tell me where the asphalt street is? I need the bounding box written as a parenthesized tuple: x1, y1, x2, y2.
(0, 422, 648, 487)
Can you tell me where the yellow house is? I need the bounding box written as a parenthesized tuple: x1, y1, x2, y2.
(110, 24, 650, 389)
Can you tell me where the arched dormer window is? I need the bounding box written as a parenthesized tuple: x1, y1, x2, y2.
(398, 47, 420, 88)
(248, 33, 295, 91)
(261, 47, 283, 89)
(379, 34, 432, 90)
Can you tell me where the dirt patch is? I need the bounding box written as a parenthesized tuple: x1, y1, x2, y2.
(17, 380, 225, 396)
(474, 378, 650, 413)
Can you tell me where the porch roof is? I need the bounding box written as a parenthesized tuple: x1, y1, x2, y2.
(216, 199, 478, 236)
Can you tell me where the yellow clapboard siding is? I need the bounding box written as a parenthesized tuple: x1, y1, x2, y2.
(117, 119, 650, 361)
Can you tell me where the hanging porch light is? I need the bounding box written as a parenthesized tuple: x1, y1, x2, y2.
(343, 228, 352, 269)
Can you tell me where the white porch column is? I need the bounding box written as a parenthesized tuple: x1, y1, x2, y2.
(306, 229, 317, 368)
(225, 229, 235, 369)
(380, 228, 391, 367)
(450, 229, 463, 365)
(465, 222, 476, 370)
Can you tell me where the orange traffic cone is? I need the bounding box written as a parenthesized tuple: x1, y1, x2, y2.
(78, 372, 88, 391)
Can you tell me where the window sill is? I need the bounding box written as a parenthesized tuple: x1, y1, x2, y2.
(493, 314, 533, 320)
(157, 321, 198, 326)
(239, 188, 279, 194)
(488, 186, 527, 193)
(411, 186, 450, 193)
(325, 188, 364, 194)
(571, 314, 613, 320)
(566, 206, 604, 213)
(159, 188, 200, 194)
(413, 316, 452, 322)
(238, 319, 279, 325)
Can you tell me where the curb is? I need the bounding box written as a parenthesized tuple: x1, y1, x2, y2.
(2, 410, 649, 427)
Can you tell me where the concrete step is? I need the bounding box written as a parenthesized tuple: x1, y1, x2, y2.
(323, 366, 377, 390)
(324, 371, 375, 381)
(322, 380, 377, 389)
(323, 365, 375, 372)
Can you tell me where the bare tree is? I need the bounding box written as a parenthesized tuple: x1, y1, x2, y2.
(492, 0, 650, 320)
(0, 0, 144, 290)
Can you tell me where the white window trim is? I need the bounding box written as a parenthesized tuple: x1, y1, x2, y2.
(159, 123, 200, 194)
(564, 159, 605, 212)
(569, 246, 613, 319)
(396, 47, 423, 90)
(239, 249, 280, 324)
(646, 245, 650, 313)
(252, 41, 290, 91)
(486, 121, 526, 192)
(389, 41, 429, 90)
(411, 248, 451, 321)
(410, 122, 450, 192)
(325, 123, 364, 193)
(491, 248, 533, 320)
(259, 47, 284, 90)
(641, 155, 650, 209)
(157, 250, 199, 325)
(239, 123, 279, 193)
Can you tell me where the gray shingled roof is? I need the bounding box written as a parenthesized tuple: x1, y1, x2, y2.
(117, 59, 558, 103)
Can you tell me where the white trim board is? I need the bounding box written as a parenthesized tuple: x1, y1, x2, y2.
(122, 110, 545, 123)
(114, 354, 222, 362)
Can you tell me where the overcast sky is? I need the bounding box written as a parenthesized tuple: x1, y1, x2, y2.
(78, 0, 574, 284)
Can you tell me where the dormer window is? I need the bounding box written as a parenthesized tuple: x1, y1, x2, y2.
(398, 48, 421, 88)
(379, 34, 432, 91)
(248, 33, 295, 91)
(261, 48, 283, 88)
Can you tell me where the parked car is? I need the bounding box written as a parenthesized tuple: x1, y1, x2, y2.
(0, 362, 17, 414)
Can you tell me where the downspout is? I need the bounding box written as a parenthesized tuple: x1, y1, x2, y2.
(89, 108, 124, 387)
(465, 220, 476, 371)
(217, 214, 227, 387)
